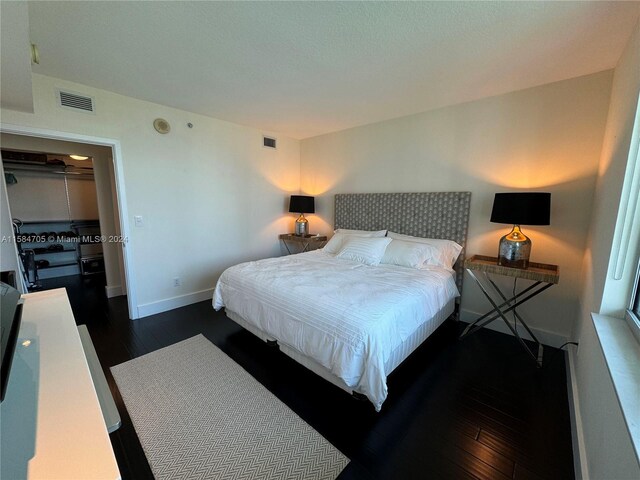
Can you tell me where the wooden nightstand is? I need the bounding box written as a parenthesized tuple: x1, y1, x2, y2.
(278, 234, 327, 254)
(461, 254, 560, 366)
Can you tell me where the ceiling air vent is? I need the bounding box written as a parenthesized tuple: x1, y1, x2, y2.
(56, 89, 96, 114)
(263, 136, 276, 149)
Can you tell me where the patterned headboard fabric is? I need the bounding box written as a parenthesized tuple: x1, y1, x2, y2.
(334, 192, 472, 294)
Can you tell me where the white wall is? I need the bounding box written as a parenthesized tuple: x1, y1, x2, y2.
(574, 21, 640, 480)
(0, 1, 33, 113)
(1, 134, 125, 295)
(301, 71, 613, 341)
(1, 74, 300, 316)
(0, 161, 23, 290)
(4, 170, 100, 221)
(4, 173, 74, 220)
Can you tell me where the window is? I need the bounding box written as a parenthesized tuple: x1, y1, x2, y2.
(628, 258, 640, 344)
(620, 94, 640, 342)
(633, 268, 640, 315)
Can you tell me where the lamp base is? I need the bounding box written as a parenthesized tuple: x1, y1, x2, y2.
(497, 225, 531, 269)
(295, 214, 309, 236)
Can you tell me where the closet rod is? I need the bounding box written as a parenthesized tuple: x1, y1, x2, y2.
(3, 163, 94, 179)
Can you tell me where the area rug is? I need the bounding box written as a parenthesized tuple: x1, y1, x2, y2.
(111, 334, 348, 480)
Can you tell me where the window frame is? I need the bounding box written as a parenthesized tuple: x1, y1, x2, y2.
(627, 257, 640, 344)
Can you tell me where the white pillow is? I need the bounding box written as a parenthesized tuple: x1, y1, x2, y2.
(387, 232, 463, 268)
(323, 233, 348, 254)
(336, 236, 392, 266)
(334, 228, 387, 237)
(323, 229, 387, 254)
(380, 239, 441, 269)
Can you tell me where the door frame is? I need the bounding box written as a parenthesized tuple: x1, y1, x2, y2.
(1, 123, 140, 319)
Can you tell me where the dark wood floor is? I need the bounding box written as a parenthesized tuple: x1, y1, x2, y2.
(42, 275, 575, 480)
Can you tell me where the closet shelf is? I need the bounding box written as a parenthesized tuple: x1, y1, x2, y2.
(19, 240, 78, 245)
(37, 261, 78, 270)
(18, 219, 99, 225)
(33, 249, 77, 255)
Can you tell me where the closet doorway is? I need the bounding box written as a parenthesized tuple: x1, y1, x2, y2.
(1, 133, 130, 318)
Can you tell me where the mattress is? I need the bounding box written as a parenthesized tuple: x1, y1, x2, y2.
(213, 250, 459, 411)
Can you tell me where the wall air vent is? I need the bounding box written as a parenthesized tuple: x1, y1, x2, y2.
(263, 136, 276, 149)
(56, 89, 96, 114)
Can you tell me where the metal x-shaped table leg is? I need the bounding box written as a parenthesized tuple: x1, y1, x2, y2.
(461, 269, 551, 366)
(282, 240, 311, 254)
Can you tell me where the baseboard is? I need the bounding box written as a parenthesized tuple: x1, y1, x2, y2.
(105, 284, 123, 298)
(566, 347, 589, 480)
(459, 309, 568, 348)
(137, 288, 214, 319)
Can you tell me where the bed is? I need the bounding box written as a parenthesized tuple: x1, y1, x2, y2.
(213, 192, 471, 411)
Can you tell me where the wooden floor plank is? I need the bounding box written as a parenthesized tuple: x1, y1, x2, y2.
(41, 274, 575, 480)
(452, 432, 515, 478)
(438, 443, 513, 480)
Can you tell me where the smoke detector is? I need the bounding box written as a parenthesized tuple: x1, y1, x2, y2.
(153, 118, 171, 134)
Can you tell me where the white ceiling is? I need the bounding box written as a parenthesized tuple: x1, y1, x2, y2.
(1, 2, 33, 113)
(24, 1, 640, 139)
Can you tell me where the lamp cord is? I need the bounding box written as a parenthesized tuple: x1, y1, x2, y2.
(511, 277, 580, 364)
(548, 341, 580, 365)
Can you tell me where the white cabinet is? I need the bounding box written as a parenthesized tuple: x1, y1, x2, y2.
(0, 289, 120, 480)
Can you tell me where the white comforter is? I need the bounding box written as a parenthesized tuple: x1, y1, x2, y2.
(213, 250, 458, 411)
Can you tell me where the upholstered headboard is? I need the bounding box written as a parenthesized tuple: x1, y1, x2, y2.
(334, 192, 472, 294)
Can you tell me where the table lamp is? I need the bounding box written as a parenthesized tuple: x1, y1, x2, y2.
(490, 192, 551, 269)
(289, 195, 315, 236)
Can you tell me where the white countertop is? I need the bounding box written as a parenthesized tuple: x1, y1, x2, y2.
(1, 288, 120, 480)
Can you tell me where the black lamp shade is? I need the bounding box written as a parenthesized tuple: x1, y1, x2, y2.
(490, 192, 551, 226)
(289, 195, 315, 214)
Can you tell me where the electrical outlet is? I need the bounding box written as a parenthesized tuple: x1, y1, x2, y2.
(173, 277, 181, 287)
(134, 215, 144, 227)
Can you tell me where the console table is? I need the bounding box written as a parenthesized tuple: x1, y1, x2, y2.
(279, 234, 327, 254)
(0, 289, 120, 479)
(461, 255, 560, 366)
